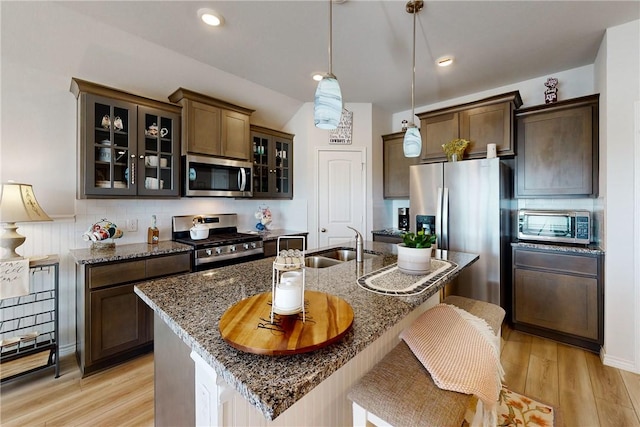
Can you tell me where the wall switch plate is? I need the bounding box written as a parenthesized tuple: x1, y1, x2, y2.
(126, 219, 138, 232)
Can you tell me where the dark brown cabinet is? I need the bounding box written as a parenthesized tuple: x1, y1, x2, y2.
(76, 252, 191, 376)
(169, 88, 254, 160)
(382, 132, 418, 199)
(251, 125, 294, 199)
(512, 246, 603, 352)
(89, 284, 149, 361)
(515, 95, 599, 197)
(70, 78, 181, 198)
(263, 233, 308, 257)
(417, 91, 522, 163)
(372, 232, 403, 244)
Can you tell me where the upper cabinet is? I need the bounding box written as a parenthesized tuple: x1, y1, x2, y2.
(168, 88, 254, 161)
(515, 94, 599, 198)
(417, 91, 523, 163)
(251, 125, 294, 199)
(382, 132, 418, 199)
(70, 78, 181, 198)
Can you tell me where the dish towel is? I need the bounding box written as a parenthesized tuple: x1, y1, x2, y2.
(400, 303, 504, 427)
(0, 259, 30, 300)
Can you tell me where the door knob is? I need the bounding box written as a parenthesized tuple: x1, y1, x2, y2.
(320, 228, 327, 232)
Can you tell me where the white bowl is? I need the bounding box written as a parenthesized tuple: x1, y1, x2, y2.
(190, 227, 208, 240)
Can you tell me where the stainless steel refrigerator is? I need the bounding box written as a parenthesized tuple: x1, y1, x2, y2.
(409, 158, 513, 311)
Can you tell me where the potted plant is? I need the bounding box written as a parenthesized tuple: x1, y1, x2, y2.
(397, 231, 437, 275)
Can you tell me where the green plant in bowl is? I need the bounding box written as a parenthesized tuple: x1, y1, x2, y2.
(401, 230, 436, 248)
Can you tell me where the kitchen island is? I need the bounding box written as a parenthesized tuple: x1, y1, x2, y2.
(135, 241, 478, 426)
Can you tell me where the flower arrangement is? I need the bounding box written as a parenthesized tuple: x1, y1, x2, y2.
(442, 138, 470, 161)
(401, 230, 436, 249)
(254, 205, 272, 231)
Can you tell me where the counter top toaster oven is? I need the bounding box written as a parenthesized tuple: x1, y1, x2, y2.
(518, 209, 591, 245)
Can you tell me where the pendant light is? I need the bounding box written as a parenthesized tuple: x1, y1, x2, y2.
(314, 0, 343, 130)
(403, 0, 423, 157)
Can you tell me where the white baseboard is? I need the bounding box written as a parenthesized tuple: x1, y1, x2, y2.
(59, 342, 76, 357)
(601, 346, 639, 374)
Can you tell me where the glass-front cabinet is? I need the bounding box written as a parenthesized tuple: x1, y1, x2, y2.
(71, 78, 181, 198)
(251, 125, 294, 199)
(138, 107, 180, 196)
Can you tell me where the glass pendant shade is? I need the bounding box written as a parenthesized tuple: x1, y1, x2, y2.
(403, 125, 422, 157)
(314, 75, 343, 130)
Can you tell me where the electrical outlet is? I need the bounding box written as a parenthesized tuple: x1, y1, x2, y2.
(126, 219, 138, 232)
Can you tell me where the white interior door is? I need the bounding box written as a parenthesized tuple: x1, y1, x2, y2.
(317, 149, 365, 248)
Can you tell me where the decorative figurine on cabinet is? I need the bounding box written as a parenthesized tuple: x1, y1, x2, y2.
(544, 77, 559, 104)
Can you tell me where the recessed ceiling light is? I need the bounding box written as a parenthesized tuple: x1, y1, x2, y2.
(198, 8, 224, 27)
(311, 72, 324, 82)
(437, 56, 454, 67)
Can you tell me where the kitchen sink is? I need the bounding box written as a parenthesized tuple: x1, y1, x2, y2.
(304, 248, 381, 268)
(304, 256, 342, 268)
(315, 249, 376, 261)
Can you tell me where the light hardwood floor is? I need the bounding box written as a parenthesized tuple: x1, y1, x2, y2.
(1, 328, 640, 426)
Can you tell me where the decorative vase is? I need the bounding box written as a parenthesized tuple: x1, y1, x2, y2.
(396, 243, 432, 275)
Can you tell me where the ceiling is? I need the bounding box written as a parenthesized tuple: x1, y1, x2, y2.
(59, 1, 639, 115)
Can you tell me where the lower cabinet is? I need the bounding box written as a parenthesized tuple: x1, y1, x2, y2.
(76, 252, 191, 376)
(372, 232, 403, 244)
(89, 284, 150, 361)
(512, 246, 603, 352)
(263, 233, 308, 257)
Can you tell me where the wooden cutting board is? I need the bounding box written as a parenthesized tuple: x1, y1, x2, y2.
(219, 290, 354, 355)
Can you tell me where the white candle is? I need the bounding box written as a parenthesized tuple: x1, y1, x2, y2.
(274, 282, 302, 311)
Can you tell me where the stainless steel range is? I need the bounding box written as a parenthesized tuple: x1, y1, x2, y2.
(172, 214, 263, 271)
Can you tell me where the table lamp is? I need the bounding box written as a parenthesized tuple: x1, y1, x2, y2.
(0, 182, 52, 260)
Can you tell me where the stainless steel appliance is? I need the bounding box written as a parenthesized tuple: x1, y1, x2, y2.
(183, 155, 252, 197)
(410, 158, 513, 310)
(172, 214, 263, 271)
(398, 208, 410, 231)
(518, 209, 591, 244)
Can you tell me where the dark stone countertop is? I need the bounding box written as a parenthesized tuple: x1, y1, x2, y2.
(511, 241, 604, 255)
(372, 228, 407, 236)
(249, 229, 309, 242)
(134, 241, 478, 421)
(69, 240, 193, 265)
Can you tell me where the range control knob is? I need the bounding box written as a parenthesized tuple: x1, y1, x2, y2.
(243, 243, 250, 250)
(206, 249, 212, 256)
(215, 247, 223, 255)
(229, 245, 236, 252)
(250, 242, 257, 249)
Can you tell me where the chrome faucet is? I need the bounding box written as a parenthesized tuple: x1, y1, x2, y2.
(347, 226, 364, 262)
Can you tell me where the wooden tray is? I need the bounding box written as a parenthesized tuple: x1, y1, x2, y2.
(219, 290, 354, 355)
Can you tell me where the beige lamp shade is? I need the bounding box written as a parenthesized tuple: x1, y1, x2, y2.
(0, 182, 52, 260)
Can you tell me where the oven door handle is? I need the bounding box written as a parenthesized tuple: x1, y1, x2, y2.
(238, 168, 247, 191)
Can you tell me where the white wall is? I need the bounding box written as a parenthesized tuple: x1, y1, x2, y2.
(597, 20, 640, 373)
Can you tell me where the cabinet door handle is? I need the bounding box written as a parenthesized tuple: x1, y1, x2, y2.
(320, 228, 327, 232)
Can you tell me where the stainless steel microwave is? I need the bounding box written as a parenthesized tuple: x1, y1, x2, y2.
(183, 155, 252, 197)
(518, 209, 591, 244)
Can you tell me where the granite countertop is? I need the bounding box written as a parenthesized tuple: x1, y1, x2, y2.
(372, 228, 406, 236)
(246, 228, 309, 241)
(69, 241, 193, 264)
(511, 240, 604, 255)
(134, 241, 478, 421)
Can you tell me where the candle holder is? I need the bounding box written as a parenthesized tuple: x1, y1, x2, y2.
(271, 236, 306, 323)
